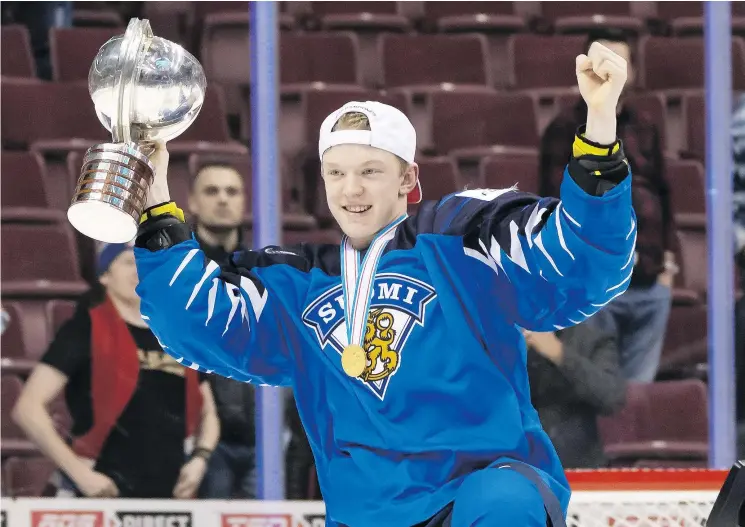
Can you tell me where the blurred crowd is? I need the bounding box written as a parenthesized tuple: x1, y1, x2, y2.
(1, 0, 743, 500)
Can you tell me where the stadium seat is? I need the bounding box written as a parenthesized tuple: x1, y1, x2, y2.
(0, 151, 64, 224)
(429, 89, 538, 158)
(1, 24, 36, 78)
(1, 302, 30, 361)
(281, 32, 361, 88)
(657, 1, 745, 37)
(1, 301, 53, 370)
(659, 303, 708, 379)
(313, 2, 409, 87)
(422, 1, 525, 32)
(539, 1, 643, 35)
(641, 36, 745, 91)
(421, 2, 526, 88)
(46, 300, 77, 336)
(49, 27, 123, 82)
(676, 227, 708, 296)
(2, 457, 57, 497)
(1, 224, 88, 298)
(71, 8, 123, 28)
(1, 80, 109, 209)
(509, 34, 586, 91)
(597, 380, 709, 465)
(683, 92, 705, 161)
(414, 156, 460, 203)
(145, 1, 197, 49)
(478, 150, 540, 195)
(313, 2, 409, 31)
(380, 34, 490, 88)
(667, 158, 705, 221)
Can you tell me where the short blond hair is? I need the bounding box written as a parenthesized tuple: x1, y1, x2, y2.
(331, 112, 410, 173)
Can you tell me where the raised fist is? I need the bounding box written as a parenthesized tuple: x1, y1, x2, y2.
(576, 42, 628, 117)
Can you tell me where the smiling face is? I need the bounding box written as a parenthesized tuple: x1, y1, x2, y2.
(322, 143, 417, 249)
(321, 112, 418, 249)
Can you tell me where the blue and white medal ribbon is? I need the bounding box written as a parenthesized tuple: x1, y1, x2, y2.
(340, 214, 407, 377)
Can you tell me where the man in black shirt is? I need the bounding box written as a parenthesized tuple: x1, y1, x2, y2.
(188, 163, 258, 498)
(12, 243, 220, 498)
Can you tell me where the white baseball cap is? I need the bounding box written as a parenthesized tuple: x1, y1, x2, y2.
(318, 101, 422, 204)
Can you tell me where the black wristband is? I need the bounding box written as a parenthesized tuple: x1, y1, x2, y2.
(135, 214, 193, 251)
(191, 447, 212, 462)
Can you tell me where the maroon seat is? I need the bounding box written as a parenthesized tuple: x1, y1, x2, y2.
(683, 92, 705, 161)
(313, 1, 410, 32)
(72, 9, 123, 28)
(429, 90, 538, 157)
(509, 34, 586, 90)
(657, 1, 745, 37)
(281, 33, 361, 88)
(597, 380, 709, 465)
(677, 227, 708, 296)
(381, 34, 490, 88)
(422, 1, 526, 33)
(415, 156, 460, 203)
(641, 36, 745, 91)
(659, 303, 708, 377)
(171, 84, 234, 145)
(1, 300, 53, 369)
(667, 158, 705, 217)
(1, 151, 64, 223)
(479, 151, 540, 195)
(3, 457, 57, 497)
(540, 1, 642, 35)
(1, 302, 29, 360)
(1, 224, 88, 298)
(1, 24, 36, 77)
(46, 300, 77, 336)
(1, 80, 109, 209)
(50, 27, 123, 82)
(624, 92, 668, 153)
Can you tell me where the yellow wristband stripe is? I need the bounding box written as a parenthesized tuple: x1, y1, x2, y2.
(139, 202, 185, 224)
(572, 135, 620, 158)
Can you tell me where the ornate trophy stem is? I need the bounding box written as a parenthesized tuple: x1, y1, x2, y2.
(67, 18, 206, 244)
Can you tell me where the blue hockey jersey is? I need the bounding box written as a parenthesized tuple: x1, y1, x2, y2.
(134, 154, 636, 526)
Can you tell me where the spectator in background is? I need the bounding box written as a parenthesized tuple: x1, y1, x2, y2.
(12, 242, 219, 498)
(1, 1, 72, 79)
(188, 163, 258, 499)
(525, 318, 626, 469)
(540, 29, 677, 383)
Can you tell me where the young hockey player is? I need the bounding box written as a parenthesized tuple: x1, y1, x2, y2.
(133, 43, 632, 526)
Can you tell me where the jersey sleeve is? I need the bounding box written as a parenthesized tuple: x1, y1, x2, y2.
(134, 208, 311, 387)
(438, 130, 636, 331)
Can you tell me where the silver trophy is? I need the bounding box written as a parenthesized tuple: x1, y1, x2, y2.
(67, 18, 206, 243)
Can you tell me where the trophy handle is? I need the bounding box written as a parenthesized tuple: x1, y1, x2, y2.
(111, 19, 153, 144)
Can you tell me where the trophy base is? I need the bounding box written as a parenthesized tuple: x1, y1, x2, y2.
(68, 142, 155, 244)
(68, 201, 139, 244)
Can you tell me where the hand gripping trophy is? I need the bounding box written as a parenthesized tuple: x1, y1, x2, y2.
(67, 19, 206, 243)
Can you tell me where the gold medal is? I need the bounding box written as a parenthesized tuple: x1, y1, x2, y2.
(341, 344, 366, 378)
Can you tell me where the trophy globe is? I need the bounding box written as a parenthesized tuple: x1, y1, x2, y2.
(67, 18, 207, 244)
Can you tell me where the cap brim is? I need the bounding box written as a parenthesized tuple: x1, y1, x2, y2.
(407, 180, 422, 204)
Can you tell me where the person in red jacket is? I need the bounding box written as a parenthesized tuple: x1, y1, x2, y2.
(13, 242, 220, 498)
